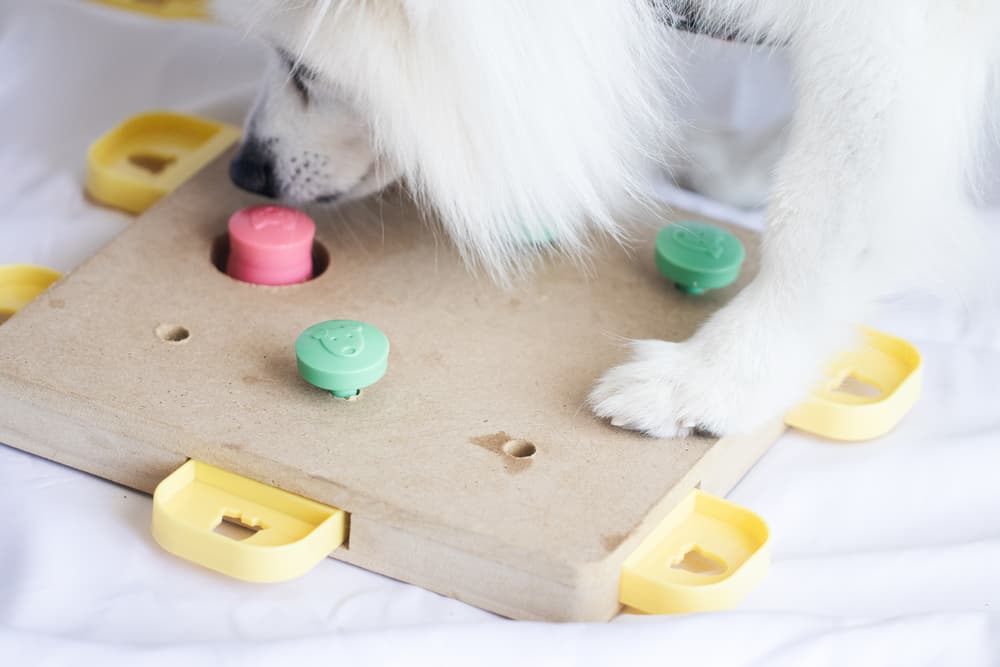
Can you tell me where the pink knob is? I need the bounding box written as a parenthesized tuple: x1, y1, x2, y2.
(226, 206, 316, 286)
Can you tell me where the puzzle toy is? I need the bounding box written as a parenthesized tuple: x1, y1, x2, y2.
(0, 109, 922, 620)
(0, 139, 791, 620)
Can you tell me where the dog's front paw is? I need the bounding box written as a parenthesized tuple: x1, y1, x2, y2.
(589, 339, 726, 438)
(589, 335, 801, 438)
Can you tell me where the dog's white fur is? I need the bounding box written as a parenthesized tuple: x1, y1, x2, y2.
(215, 0, 1000, 437)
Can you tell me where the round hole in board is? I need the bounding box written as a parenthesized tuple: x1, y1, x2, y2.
(209, 233, 330, 283)
(502, 439, 536, 459)
(155, 323, 190, 343)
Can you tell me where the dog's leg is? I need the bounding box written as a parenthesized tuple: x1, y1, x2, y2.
(591, 3, 996, 437)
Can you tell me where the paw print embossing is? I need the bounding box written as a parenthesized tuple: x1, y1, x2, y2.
(248, 206, 299, 232)
(310, 323, 366, 358)
(671, 226, 725, 259)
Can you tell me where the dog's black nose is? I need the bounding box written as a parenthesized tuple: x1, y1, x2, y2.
(229, 140, 279, 198)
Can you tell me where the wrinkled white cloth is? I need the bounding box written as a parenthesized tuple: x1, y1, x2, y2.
(1, 1, 999, 665)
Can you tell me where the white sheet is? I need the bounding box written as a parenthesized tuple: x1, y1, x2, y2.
(2, 1, 999, 664)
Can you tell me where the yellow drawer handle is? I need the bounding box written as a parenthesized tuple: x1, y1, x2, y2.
(0, 264, 61, 324)
(620, 490, 770, 614)
(152, 460, 346, 583)
(86, 112, 240, 215)
(786, 327, 922, 441)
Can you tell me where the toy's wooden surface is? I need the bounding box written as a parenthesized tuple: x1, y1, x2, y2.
(0, 151, 783, 621)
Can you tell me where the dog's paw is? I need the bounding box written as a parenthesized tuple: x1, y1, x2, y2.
(589, 335, 802, 438)
(589, 339, 724, 438)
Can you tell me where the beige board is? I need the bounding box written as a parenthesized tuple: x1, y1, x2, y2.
(0, 151, 784, 621)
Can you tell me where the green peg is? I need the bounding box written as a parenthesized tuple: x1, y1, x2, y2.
(654, 221, 745, 295)
(296, 320, 389, 399)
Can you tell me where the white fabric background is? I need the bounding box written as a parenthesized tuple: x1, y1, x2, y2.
(1, 1, 999, 664)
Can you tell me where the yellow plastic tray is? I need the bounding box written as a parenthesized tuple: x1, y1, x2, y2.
(86, 111, 240, 215)
(0, 264, 61, 324)
(620, 490, 770, 614)
(91, 0, 208, 20)
(786, 328, 922, 441)
(152, 460, 347, 583)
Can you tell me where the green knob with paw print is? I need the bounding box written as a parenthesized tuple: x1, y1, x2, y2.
(296, 320, 389, 399)
(654, 221, 745, 295)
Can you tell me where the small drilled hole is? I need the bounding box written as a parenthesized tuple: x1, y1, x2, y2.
(210, 233, 330, 283)
(834, 374, 882, 399)
(155, 323, 190, 343)
(213, 514, 264, 541)
(670, 547, 727, 576)
(502, 439, 536, 458)
(128, 153, 176, 174)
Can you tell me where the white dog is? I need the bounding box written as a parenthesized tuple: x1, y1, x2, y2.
(214, 0, 999, 437)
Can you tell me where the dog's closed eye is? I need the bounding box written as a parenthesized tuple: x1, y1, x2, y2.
(276, 48, 318, 106)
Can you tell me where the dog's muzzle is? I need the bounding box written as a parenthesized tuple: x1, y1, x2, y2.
(229, 140, 279, 199)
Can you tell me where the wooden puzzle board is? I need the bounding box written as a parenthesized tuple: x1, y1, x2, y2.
(0, 151, 783, 621)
